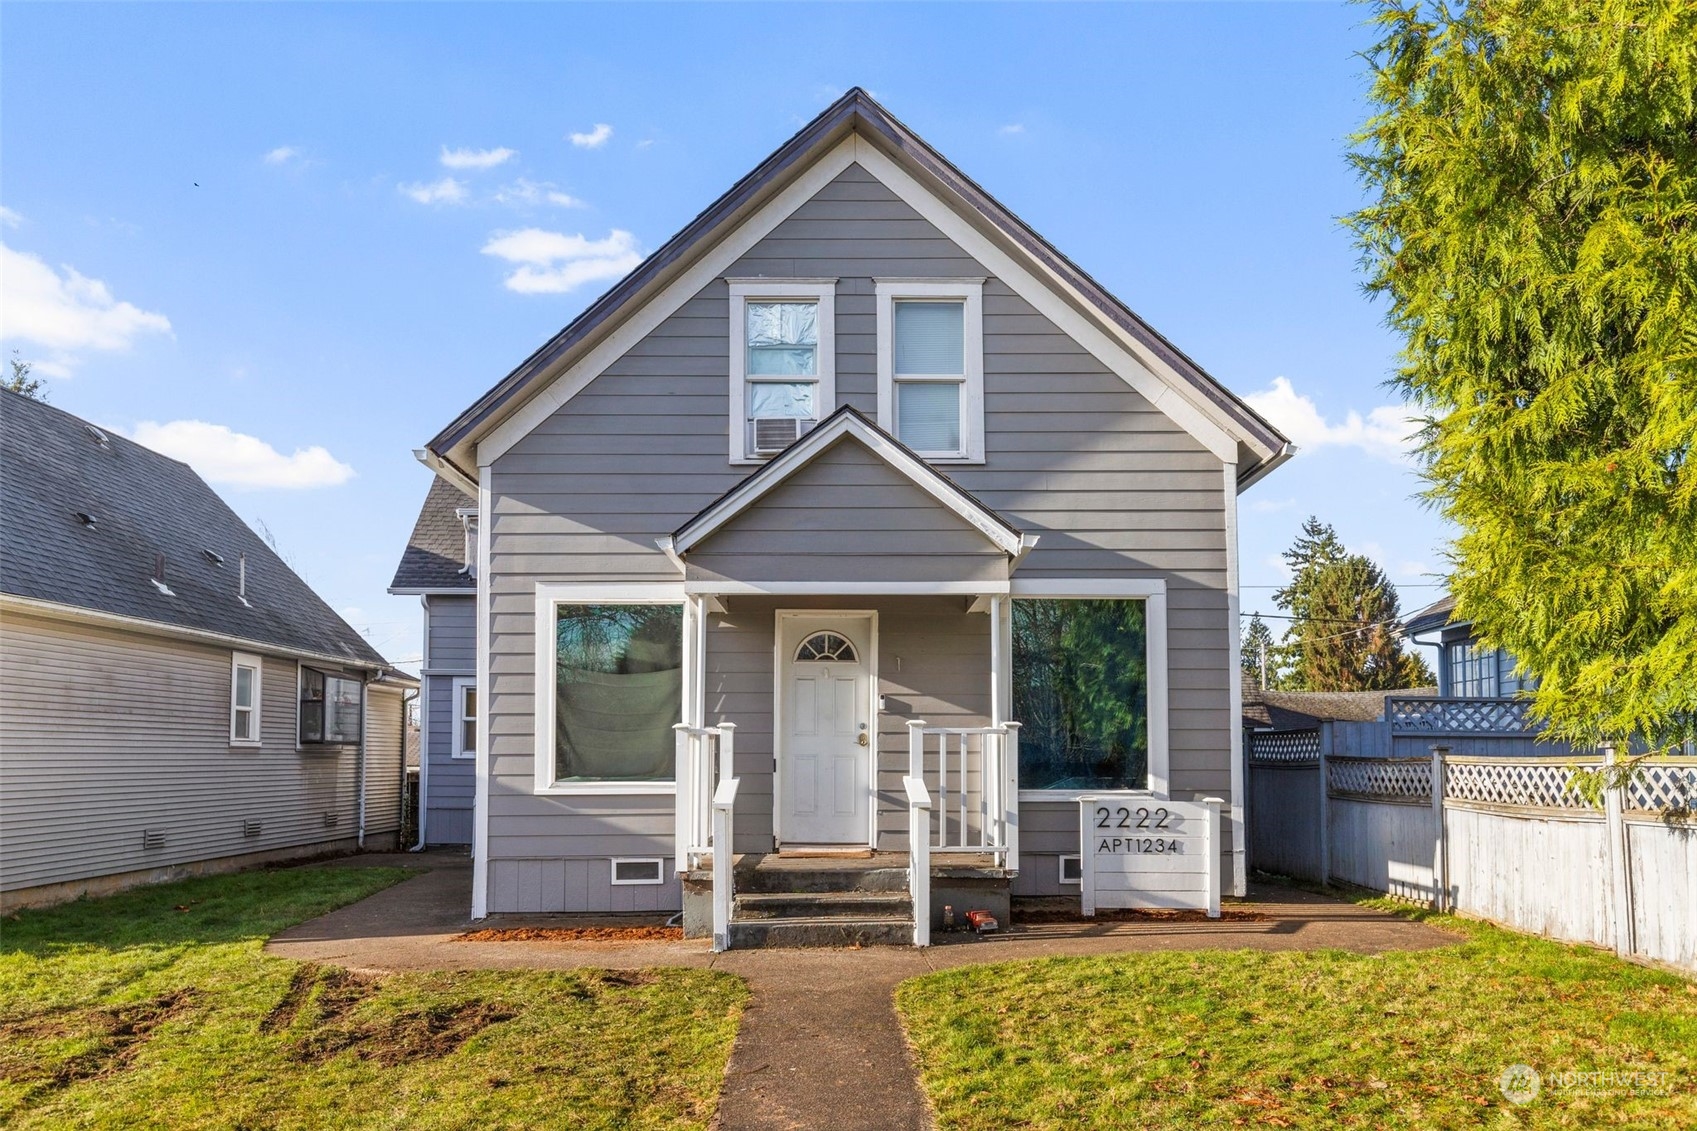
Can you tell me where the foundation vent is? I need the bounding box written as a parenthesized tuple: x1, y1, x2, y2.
(242, 820, 263, 838)
(323, 812, 340, 829)
(141, 829, 166, 851)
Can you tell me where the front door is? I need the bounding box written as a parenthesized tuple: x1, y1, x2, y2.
(779, 614, 874, 845)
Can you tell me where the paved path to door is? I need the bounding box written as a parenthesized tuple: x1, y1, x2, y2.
(270, 853, 1459, 1131)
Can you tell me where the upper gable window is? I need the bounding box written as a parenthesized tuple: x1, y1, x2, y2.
(875, 280, 984, 462)
(727, 279, 837, 463)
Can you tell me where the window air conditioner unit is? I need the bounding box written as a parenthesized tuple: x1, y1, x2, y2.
(749, 416, 808, 456)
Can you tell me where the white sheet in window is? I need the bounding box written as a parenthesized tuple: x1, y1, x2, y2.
(747, 302, 818, 376)
(749, 381, 816, 418)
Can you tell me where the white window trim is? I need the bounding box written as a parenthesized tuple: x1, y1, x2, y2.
(451, 676, 477, 760)
(230, 651, 263, 748)
(1005, 578, 1169, 802)
(875, 278, 985, 463)
(1058, 854, 1082, 885)
(533, 582, 688, 796)
(727, 279, 837, 464)
(610, 857, 666, 886)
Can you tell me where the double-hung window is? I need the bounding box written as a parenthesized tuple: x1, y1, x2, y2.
(727, 280, 836, 462)
(876, 280, 984, 462)
(452, 677, 477, 758)
(230, 652, 262, 747)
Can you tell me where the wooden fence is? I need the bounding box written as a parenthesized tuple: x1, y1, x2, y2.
(1247, 722, 1697, 973)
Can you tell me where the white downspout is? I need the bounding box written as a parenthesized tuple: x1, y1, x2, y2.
(357, 680, 369, 849)
(410, 595, 431, 851)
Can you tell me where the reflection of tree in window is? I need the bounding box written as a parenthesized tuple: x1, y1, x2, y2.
(1012, 599, 1148, 790)
(555, 605, 682, 782)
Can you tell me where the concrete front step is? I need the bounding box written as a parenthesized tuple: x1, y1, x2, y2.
(728, 915, 915, 949)
(734, 890, 913, 921)
(736, 864, 911, 895)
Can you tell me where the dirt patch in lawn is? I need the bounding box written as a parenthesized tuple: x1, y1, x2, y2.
(0, 988, 199, 1090)
(1014, 907, 1268, 924)
(456, 925, 684, 943)
(265, 963, 515, 1066)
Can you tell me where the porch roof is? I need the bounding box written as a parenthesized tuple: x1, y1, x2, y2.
(665, 406, 1033, 564)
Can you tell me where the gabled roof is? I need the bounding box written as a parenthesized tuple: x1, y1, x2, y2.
(1241, 672, 1438, 727)
(0, 389, 390, 670)
(667, 406, 1030, 559)
(426, 88, 1291, 485)
(1402, 594, 1461, 637)
(390, 475, 477, 594)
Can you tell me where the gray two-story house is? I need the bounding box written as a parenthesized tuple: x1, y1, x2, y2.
(394, 89, 1291, 944)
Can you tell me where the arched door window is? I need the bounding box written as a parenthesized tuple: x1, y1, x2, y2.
(795, 632, 858, 663)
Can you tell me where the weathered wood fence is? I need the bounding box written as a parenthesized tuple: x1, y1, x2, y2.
(1247, 721, 1697, 973)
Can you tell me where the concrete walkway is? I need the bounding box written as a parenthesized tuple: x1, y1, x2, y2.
(270, 852, 1459, 1131)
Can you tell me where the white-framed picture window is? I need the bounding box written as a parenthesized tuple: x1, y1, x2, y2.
(452, 677, 477, 759)
(875, 279, 984, 462)
(727, 279, 836, 463)
(533, 583, 688, 795)
(230, 652, 263, 747)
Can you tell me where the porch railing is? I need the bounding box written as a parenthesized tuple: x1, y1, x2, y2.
(903, 775, 932, 947)
(674, 722, 736, 872)
(1387, 697, 1536, 735)
(906, 720, 1019, 872)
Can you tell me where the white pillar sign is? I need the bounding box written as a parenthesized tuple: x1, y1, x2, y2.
(1078, 794, 1222, 918)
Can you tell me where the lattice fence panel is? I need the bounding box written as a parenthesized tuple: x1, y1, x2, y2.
(1328, 757, 1431, 800)
(1249, 729, 1321, 763)
(1628, 760, 1697, 814)
(1444, 760, 1593, 810)
(1389, 697, 1535, 734)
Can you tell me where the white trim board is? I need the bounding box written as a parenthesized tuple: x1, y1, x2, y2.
(684, 580, 1009, 597)
(471, 467, 492, 919)
(468, 133, 1251, 468)
(670, 410, 1024, 557)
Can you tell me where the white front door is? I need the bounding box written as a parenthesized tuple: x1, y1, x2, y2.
(779, 614, 874, 845)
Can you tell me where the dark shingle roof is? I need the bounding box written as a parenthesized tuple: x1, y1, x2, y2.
(389, 475, 475, 592)
(1241, 672, 1438, 726)
(1, 390, 389, 669)
(1402, 594, 1461, 637)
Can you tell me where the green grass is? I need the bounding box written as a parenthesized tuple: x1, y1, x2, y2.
(896, 895, 1696, 1129)
(0, 867, 747, 1130)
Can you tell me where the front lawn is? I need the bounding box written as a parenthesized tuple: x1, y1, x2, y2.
(0, 866, 746, 1130)
(896, 898, 1695, 1129)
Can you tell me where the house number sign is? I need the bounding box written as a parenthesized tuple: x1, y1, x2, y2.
(1077, 794, 1222, 917)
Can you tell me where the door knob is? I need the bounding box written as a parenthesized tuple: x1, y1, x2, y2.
(857, 733, 869, 746)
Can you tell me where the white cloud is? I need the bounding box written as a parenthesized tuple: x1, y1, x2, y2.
(440, 145, 516, 170)
(1248, 496, 1297, 514)
(481, 228, 643, 294)
(492, 179, 588, 208)
(126, 420, 355, 489)
(998, 123, 1026, 136)
(0, 244, 171, 365)
(1245, 376, 1420, 463)
(567, 123, 613, 149)
(263, 146, 301, 165)
(0, 205, 22, 227)
(399, 177, 468, 205)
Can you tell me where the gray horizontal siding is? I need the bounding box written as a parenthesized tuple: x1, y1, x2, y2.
(422, 595, 475, 845)
(479, 159, 1236, 911)
(0, 613, 383, 893)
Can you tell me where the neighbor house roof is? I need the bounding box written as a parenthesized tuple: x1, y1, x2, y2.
(424, 87, 1291, 487)
(1, 389, 390, 670)
(389, 475, 476, 594)
(1402, 594, 1462, 637)
(1241, 672, 1437, 728)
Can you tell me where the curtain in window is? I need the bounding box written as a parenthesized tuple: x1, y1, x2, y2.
(746, 302, 818, 376)
(893, 301, 964, 374)
(1012, 599, 1148, 790)
(555, 605, 682, 782)
(896, 381, 961, 451)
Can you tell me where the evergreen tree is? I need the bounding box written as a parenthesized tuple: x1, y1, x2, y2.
(1274, 517, 1434, 691)
(3, 353, 46, 401)
(1241, 614, 1278, 689)
(1349, 0, 1697, 752)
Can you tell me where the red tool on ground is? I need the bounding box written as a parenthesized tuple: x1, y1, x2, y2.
(964, 909, 999, 933)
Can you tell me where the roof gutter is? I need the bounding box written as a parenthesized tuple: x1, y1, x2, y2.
(413, 447, 479, 498)
(1236, 442, 1297, 493)
(1, 593, 387, 676)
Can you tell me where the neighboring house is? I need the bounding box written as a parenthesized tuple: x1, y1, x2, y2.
(398, 89, 1293, 938)
(0, 390, 417, 911)
(389, 476, 477, 847)
(1240, 673, 1437, 733)
(1401, 594, 1536, 699)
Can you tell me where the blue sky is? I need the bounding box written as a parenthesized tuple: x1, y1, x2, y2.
(0, 2, 1450, 672)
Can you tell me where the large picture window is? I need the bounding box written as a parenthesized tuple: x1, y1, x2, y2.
(552, 603, 683, 784)
(299, 668, 363, 745)
(1012, 598, 1148, 790)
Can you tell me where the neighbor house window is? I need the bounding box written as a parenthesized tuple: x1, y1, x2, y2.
(1446, 640, 1498, 698)
(299, 667, 364, 744)
(549, 602, 683, 786)
(1012, 598, 1148, 790)
(727, 280, 836, 462)
(876, 280, 983, 461)
(230, 652, 262, 746)
(452, 677, 477, 758)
